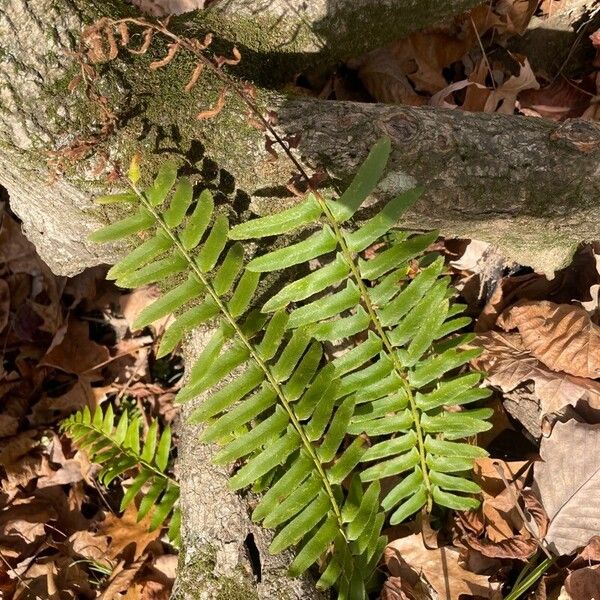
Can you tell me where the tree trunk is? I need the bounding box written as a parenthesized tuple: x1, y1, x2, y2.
(2, 0, 600, 597)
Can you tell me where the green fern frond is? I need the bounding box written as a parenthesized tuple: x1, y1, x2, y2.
(89, 140, 490, 599)
(230, 137, 491, 524)
(61, 405, 180, 546)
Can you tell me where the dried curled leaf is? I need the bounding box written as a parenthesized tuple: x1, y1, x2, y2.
(471, 331, 600, 422)
(196, 88, 226, 120)
(385, 534, 502, 600)
(499, 300, 600, 378)
(184, 62, 204, 92)
(150, 42, 180, 70)
(534, 420, 600, 555)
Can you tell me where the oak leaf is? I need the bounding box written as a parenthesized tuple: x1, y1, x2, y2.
(96, 503, 161, 561)
(484, 57, 539, 114)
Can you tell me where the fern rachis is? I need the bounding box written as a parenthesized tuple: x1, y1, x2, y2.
(90, 139, 490, 598)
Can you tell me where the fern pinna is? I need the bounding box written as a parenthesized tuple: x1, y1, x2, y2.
(90, 138, 490, 598)
(61, 405, 181, 545)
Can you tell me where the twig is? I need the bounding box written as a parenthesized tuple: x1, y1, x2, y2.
(492, 461, 553, 560)
(470, 15, 496, 90)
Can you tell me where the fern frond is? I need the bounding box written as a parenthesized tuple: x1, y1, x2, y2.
(90, 142, 490, 598)
(229, 137, 491, 525)
(61, 405, 180, 546)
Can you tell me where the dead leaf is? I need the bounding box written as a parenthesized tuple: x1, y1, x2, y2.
(98, 559, 146, 600)
(385, 534, 502, 600)
(494, 0, 538, 35)
(561, 565, 600, 599)
(485, 57, 539, 114)
(534, 420, 600, 555)
(519, 78, 593, 121)
(350, 4, 500, 99)
(69, 529, 111, 564)
(96, 503, 161, 561)
(472, 331, 600, 422)
(351, 47, 427, 105)
(41, 319, 110, 376)
(0, 279, 9, 332)
(463, 459, 545, 559)
(430, 79, 487, 109)
(120, 286, 174, 333)
(131, 0, 205, 16)
(499, 301, 600, 378)
(579, 536, 600, 562)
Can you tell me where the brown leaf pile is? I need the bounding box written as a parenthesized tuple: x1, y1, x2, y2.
(0, 198, 181, 599)
(470, 243, 600, 432)
(312, 0, 600, 123)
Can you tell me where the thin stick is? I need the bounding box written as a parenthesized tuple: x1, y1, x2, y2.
(470, 16, 496, 90)
(492, 461, 553, 560)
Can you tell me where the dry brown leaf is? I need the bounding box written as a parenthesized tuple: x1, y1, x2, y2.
(98, 559, 146, 600)
(385, 534, 502, 600)
(560, 565, 600, 599)
(120, 286, 174, 332)
(494, 0, 538, 35)
(519, 78, 593, 121)
(69, 529, 111, 564)
(351, 47, 427, 105)
(0, 414, 19, 438)
(41, 318, 110, 375)
(131, 0, 205, 16)
(0, 431, 39, 467)
(0, 500, 57, 545)
(534, 420, 600, 555)
(484, 57, 539, 114)
(0, 279, 9, 332)
(463, 59, 492, 112)
(478, 243, 600, 331)
(430, 79, 486, 108)
(351, 4, 500, 99)
(591, 28, 600, 68)
(96, 503, 161, 561)
(472, 331, 600, 421)
(380, 577, 422, 600)
(538, 0, 571, 18)
(579, 536, 600, 562)
(464, 459, 545, 559)
(499, 301, 600, 378)
(466, 534, 539, 560)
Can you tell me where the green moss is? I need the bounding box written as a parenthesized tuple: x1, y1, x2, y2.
(174, 545, 259, 600)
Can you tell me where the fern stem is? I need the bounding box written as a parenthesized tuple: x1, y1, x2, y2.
(129, 183, 346, 531)
(313, 195, 433, 505)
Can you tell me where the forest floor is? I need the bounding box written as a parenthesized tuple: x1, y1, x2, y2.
(2, 0, 600, 599)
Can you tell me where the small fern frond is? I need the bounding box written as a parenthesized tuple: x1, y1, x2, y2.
(90, 142, 490, 598)
(61, 406, 180, 546)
